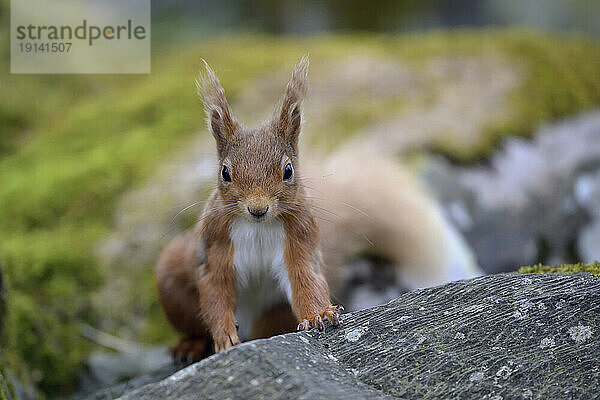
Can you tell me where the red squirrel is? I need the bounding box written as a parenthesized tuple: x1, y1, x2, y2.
(155, 57, 342, 359)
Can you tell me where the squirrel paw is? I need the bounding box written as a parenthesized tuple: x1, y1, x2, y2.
(297, 304, 344, 332)
(170, 337, 210, 364)
(213, 331, 241, 353)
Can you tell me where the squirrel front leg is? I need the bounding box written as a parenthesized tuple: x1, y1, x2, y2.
(197, 242, 240, 352)
(287, 261, 341, 331)
(284, 223, 342, 331)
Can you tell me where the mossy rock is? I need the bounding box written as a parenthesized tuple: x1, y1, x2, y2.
(0, 369, 16, 400)
(519, 262, 600, 276)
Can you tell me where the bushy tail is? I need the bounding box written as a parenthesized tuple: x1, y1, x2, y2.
(304, 145, 482, 294)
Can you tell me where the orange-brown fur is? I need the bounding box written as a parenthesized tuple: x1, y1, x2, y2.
(156, 57, 340, 360)
(155, 232, 206, 337)
(281, 211, 330, 323)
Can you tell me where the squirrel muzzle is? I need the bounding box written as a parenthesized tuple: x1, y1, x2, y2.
(245, 196, 271, 220)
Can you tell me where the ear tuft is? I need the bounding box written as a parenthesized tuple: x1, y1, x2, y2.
(196, 60, 238, 157)
(276, 56, 309, 151)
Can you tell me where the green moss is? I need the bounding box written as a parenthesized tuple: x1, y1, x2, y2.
(519, 262, 600, 276)
(0, 351, 17, 400)
(0, 370, 14, 400)
(1, 30, 599, 396)
(426, 30, 600, 162)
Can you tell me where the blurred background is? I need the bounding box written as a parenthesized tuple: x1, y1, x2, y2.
(1, 0, 600, 398)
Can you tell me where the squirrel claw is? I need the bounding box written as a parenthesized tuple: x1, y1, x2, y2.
(297, 305, 344, 332)
(322, 304, 343, 327)
(297, 319, 310, 331)
(327, 309, 340, 326)
(314, 314, 325, 331)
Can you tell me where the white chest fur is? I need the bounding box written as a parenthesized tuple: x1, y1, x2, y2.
(229, 218, 292, 339)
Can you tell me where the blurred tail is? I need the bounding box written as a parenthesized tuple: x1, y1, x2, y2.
(304, 145, 482, 294)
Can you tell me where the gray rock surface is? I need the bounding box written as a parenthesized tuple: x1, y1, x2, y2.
(575, 169, 600, 262)
(117, 273, 600, 400)
(422, 110, 600, 273)
(71, 347, 175, 400)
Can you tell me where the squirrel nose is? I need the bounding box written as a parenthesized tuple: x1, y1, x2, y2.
(248, 206, 268, 218)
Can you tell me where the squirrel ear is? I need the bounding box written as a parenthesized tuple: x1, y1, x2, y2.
(276, 56, 308, 151)
(196, 60, 238, 157)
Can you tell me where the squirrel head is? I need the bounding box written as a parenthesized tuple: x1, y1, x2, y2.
(197, 57, 309, 223)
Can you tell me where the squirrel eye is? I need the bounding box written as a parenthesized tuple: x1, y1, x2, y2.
(283, 163, 293, 181)
(221, 165, 232, 182)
